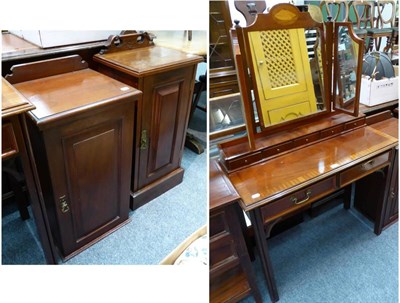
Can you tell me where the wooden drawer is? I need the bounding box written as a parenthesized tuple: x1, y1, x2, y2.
(262, 141, 294, 158)
(320, 124, 344, 139)
(229, 152, 262, 170)
(339, 152, 391, 187)
(2, 123, 18, 159)
(261, 176, 337, 222)
(210, 232, 238, 269)
(293, 132, 321, 147)
(344, 118, 365, 131)
(210, 210, 229, 238)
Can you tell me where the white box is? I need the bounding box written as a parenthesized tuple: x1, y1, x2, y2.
(359, 76, 399, 106)
(9, 30, 120, 48)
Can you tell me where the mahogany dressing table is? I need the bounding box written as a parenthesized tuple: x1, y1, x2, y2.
(210, 4, 398, 302)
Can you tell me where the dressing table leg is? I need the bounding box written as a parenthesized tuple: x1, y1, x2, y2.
(343, 185, 353, 210)
(250, 209, 279, 302)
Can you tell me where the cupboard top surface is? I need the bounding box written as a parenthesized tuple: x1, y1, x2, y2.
(13, 68, 141, 124)
(228, 125, 398, 211)
(94, 46, 203, 77)
(2, 77, 35, 118)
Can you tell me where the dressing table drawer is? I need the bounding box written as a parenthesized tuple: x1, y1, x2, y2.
(229, 152, 263, 170)
(260, 176, 337, 222)
(339, 152, 391, 187)
(2, 123, 19, 159)
(320, 125, 344, 139)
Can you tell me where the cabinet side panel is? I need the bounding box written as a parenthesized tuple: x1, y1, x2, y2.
(63, 121, 121, 241)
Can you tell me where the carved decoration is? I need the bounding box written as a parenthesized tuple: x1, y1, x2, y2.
(100, 32, 155, 54)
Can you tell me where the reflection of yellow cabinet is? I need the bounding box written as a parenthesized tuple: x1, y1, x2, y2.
(249, 29, 317, 127)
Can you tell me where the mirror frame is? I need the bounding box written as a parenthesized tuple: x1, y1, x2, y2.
(333, 22, 364, 116)
(231, 3, 363, 150)
(234, 4, 331, 137)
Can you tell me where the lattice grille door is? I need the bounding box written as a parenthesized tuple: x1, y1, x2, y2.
(248, 28, 317, 127)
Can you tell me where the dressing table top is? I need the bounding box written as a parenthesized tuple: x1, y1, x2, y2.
(228, 121, 398, 211)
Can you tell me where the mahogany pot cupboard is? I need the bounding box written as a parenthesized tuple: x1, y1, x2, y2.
(93, 32, 203, 210)
(5, 55, 142, 261)
(209, 4, 398, 302)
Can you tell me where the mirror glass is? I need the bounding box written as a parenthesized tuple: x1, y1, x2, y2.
(334, 25, 360, 113)
(247, 27, 326, 128)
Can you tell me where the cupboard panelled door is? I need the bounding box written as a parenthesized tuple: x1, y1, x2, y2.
(43, 111, 133, 257)
(137, 67, 193, 189)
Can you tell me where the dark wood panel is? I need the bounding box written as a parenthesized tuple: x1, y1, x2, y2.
(150, 82, 180, 171)
(210, 232, 237, 268)
(64, 123, 121, 241)
(5, 55, 88, 84)
(210, 210, 229, 238)
(137, 67, 193, 189)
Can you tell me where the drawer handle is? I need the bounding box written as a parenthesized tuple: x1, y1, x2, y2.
(290, 189, 312, 205)
(361, 160, 374, 169)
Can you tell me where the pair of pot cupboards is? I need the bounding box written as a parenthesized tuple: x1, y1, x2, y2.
(4, 32, 203, 261)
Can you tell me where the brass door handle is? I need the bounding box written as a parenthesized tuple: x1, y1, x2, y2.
(59, 195, 70, 213)
(290, 189, 312, 205)
(140, 129, 148, 150)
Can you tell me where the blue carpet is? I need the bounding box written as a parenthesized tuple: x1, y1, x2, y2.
(240, 205, 398, 303)
(2, 147, 207, 265)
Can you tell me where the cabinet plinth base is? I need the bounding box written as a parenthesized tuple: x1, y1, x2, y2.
(131, 168, 184, 210)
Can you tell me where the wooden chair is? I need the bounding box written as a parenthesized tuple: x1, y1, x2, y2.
(367, 0, 397, 52)
(349, 0, 375, 52)
(234, 0, 267, 26)
(319, 0, 350, 22)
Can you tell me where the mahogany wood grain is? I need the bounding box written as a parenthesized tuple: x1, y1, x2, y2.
(5, 55, 88, 84)
(368, 117, 398, 139)
(210, 267, 252, 303)
(94, 46, 202, 77)
(220, 113, 363, 159)
(210, 159, 240, 211)
(2, 78, 35, 117)
(229, 126, 397, 211)
(13, 68, 139, 129)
